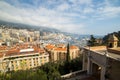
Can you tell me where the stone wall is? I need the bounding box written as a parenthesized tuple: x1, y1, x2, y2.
(107, 48, 120, 55)
(109, 59, 120, 80)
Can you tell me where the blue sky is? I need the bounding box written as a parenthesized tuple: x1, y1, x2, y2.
(0, 0, 120, 35)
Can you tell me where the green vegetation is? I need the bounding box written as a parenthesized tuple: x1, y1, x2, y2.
(89, 35, 96, 46)
(66, 43, 70, 63)
(40, 62, 61, 80)
(0, 42, 82, 80)
(89, 31, 120, 47)
(88, 35, 103, 46)
(64, 43, 71, 73)
(0, 56, 82, 80)
(87, 35, 96, 46)
(0, 69, 47, 80)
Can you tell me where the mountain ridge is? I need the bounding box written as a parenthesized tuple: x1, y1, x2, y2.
(0, 20, 103, 38)
(0, 20, 60, 33)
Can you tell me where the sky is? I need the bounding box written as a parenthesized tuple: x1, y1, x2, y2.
(0, 0, 120, 35)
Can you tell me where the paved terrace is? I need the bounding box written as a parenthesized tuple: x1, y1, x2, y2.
(86, 46, 120, 61)
(62, 70, 99, 80)
(61, 70, 88, 80)
(64, 46, 120, 80)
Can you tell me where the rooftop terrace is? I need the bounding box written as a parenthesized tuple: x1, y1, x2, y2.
(85, 46, 120, 61)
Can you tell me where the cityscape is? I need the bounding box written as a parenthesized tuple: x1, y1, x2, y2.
(0, 0, 120, 80)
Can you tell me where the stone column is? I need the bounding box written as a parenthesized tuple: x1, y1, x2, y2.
(101, 66, 106, 80)
(38, 57, 40, 66)
(9, 61, 12, 71)
(47, 55, 49, 62)
(17, 60, 20, 69)
(31, 58, 34, 68)
(87, 50, 92, 75)
(87, 58, 92, 75)
(82, 51, 86, 70)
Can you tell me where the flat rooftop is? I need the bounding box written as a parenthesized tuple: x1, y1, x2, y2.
(97, 50, 120, 61)
(87, 46, 120, 61)
(111, 47, 120, 51)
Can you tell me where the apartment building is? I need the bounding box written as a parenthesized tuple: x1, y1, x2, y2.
(45, 44, 80, 62)
(0, 43, 49, 72)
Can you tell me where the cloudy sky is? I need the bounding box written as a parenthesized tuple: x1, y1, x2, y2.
(0, 0, 120, 35)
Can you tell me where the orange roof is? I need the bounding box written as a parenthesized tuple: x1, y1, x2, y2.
(0, 53, 3, 58)
(54, 47, 67, 51)
(34, 47, 45, 53)
(5, 48, 44, 57)
(1, 43, 46, 57)
(0, 46, 7, 50)
(58, 44, 65, 46)
(45, 44, 55, 50)
(5, 48, 20, 56)
(70, 46, 78, 49)
(57, 44, 65, 48)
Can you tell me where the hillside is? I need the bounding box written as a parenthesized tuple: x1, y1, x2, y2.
(0, 20, 60, 34)
(0, 20, 103, 43)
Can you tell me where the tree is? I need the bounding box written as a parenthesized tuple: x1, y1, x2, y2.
(89, 35, 96, 46)
(40, 62, 61, 80)
(66, 43, 70, 63)
(70, 57, 82, 72)
(10, 69, 47, 80)
(63, 43, 71, 73)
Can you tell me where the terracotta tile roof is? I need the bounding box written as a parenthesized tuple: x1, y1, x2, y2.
(0, 53, 3, 58)
(0, 46, 7, 50)
(58, 44, 65, 46)
(0, 43, 46, 57)
(57, 44, 65, 48)
(34, 47, 45, 53)
(54, 47, 67, 51)
(5, 48, 44, 57)
(5, 48, 20, 56)
(45, 44, 55, 50)
(70, 45, 78, 49)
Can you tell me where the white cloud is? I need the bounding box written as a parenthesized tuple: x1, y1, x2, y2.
(83, 7, 94, 14)
(51, 23, 85, 34)
(92, 0, 120, 19)
(69, 0, 92, 5)
(101, 6, 120, 17)
(56, 3, 70, 11)
(0, 0, 120, 35)
(0, 1, 85, 34)
(78, 0, 92, 5)
(94, 6, 120, 20)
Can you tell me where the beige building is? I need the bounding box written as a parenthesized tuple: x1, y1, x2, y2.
(82, 34, 120, 80)
(0, 43, 49, 72)
(45, 44, 80, 62)
(108, 34, 118, 48)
